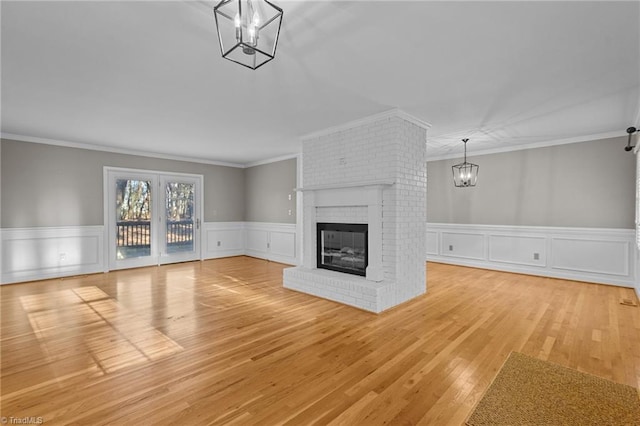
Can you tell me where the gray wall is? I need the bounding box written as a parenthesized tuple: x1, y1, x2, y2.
(4, 135, 633, 229)
(244, 158, 297, 223)
(427, 136, 635, 228)
(0, 139, 245, 227)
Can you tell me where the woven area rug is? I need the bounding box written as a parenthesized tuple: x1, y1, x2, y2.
(466, 352, 640, 425)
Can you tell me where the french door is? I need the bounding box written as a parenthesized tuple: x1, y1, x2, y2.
(105, 167, 203, 271)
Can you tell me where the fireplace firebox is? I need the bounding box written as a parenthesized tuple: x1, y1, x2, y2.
(317, 223, 368, 277)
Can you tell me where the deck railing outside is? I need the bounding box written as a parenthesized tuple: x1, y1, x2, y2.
(116, 220, 194, 248)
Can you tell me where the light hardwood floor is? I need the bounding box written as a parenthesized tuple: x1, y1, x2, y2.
(1, 257, 639, 425)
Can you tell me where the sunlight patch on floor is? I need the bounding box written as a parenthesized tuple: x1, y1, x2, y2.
(20, 286, 183, 375)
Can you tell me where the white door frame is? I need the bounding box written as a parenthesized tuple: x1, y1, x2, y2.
(103, 166, 204, 271)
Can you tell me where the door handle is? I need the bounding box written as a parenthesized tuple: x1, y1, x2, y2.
(196, 218, 200, 229)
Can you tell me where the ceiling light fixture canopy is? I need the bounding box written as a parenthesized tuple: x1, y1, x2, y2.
(213, 0, 283, 70)
(452, 138, 479, 187)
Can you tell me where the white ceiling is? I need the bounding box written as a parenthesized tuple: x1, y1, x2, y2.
(2, 1, 639, 166)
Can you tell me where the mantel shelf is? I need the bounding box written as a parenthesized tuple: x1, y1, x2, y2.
(295, 180, 395, 192)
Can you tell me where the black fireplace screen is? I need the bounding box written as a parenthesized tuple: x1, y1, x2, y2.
(317, 223, 368, 276)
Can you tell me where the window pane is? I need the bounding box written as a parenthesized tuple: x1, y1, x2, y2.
(165, 182, 195, 254)
(115, 179, 152, 259)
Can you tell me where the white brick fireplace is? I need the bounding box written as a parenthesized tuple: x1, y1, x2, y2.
(283, 110, 429, 313)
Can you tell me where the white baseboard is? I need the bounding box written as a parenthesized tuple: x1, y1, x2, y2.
(427, 223, 636, 288)
(1, 226, 105, 284)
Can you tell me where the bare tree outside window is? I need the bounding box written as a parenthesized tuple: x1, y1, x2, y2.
(116, 179, 152, 259)
(165, 182, 195, 254)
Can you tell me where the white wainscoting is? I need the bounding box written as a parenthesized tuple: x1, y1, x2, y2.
(1, 222, 297, 285)
(1, 226, 105, 284)
(427, 223, 637, 287)
(244, 222, 297, 265)
(203, 222, 246, 259)
(203, 222, 297, 265)
(9, 222, 629, 288)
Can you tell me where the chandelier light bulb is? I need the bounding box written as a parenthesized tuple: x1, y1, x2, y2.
(248, 26, 257, 45)
(234, 13, 241, 39)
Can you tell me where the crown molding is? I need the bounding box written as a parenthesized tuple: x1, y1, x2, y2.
(244, 152, 300, 168)
(426, 130, 627, 162)
(300, 108, 431, 142)
(0, 133, 246, 168)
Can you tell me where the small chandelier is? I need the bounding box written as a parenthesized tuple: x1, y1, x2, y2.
(213, 0, 283, 70)
(452, 138, 479, 187)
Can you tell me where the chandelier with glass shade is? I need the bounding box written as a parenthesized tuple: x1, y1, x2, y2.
(452, 138, 479, 187)
(213, 0, 283, 70)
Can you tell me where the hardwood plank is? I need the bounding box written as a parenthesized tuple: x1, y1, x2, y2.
(1, 258, 639, 424)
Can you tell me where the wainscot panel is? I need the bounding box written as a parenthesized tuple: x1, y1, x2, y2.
(245, 222, 297, 265)
(203, 222, 245, 259)
(426, 231, 439, 256)
(269, 231, 296, 260)
(1, 226, 105, 284)
(427, 223, 636, 287)
(440, 232, 485, 260)
(246, 229, 269, 254)
(489, 234, 547, 267)
(551, 237, 629, 276)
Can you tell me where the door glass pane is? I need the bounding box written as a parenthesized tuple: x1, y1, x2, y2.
(165, 182, 195, 254)
(116, 179, 152, 259)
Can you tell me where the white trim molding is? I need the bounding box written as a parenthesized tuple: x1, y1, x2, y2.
(427, 131, 626, 162)
(300, 108, 431, 142)
(1, 133, 245, 168)
(1, 226, 105, 284)
(243, 153, 300, 168)
(427, 223, 637, 288)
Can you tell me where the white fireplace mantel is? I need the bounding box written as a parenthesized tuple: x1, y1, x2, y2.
(298, 180, 393, 282)
(295, 179, 395, 192)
